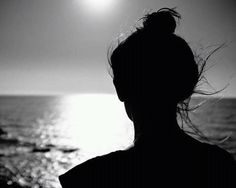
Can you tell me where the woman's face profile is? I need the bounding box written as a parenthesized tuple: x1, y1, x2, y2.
(124, 102, 133, 121)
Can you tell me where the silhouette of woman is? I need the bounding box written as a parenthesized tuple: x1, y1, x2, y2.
(59, 8, 236, 188)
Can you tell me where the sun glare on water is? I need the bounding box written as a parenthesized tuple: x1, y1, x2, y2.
(59, 94, 134, 156)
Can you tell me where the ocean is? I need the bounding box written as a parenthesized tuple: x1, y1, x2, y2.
(0, 95, 235, 188)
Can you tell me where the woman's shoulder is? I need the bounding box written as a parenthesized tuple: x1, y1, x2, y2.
(180, 131, 236, 165)
(59, 149, 128, 187)
(193, 136, 235, 163)
(205, 143, 236, 166)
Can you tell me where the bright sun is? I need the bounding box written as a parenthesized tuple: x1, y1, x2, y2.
(80, 0, 115, 15)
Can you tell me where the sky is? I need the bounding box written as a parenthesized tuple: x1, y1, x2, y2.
(0, 0, 236, 97)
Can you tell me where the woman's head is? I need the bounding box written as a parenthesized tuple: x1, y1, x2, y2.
(107, 8, 226, 141)
(108, 8, 199, 116)
(108, 8, 198, 107)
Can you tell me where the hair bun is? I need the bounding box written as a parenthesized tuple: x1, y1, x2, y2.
(142, 8, 181, 34)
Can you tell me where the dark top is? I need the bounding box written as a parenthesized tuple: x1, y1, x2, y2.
(59, 130, 236, 188)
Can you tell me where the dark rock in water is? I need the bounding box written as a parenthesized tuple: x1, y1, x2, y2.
(0, 137, 19, 145)
(60, 148, 78, 153)
(32, 147, 50, 153)
(0, 165, 22, 188)
(0, 128, 7, 136)
(0, 180, 23, 188)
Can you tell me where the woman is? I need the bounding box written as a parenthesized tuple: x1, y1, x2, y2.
(59, 8, 236, 188)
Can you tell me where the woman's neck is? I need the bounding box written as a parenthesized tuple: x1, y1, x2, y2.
(133, 110, 182, 142)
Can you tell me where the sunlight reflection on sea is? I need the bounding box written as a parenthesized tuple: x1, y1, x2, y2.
(0, 94, 134, 188)
(57, 94, 134, 156)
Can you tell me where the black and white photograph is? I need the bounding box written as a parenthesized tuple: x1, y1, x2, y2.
(0, 0, 236, 187)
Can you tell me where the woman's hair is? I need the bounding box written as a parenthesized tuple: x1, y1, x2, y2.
(107, 8, 220, 140)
